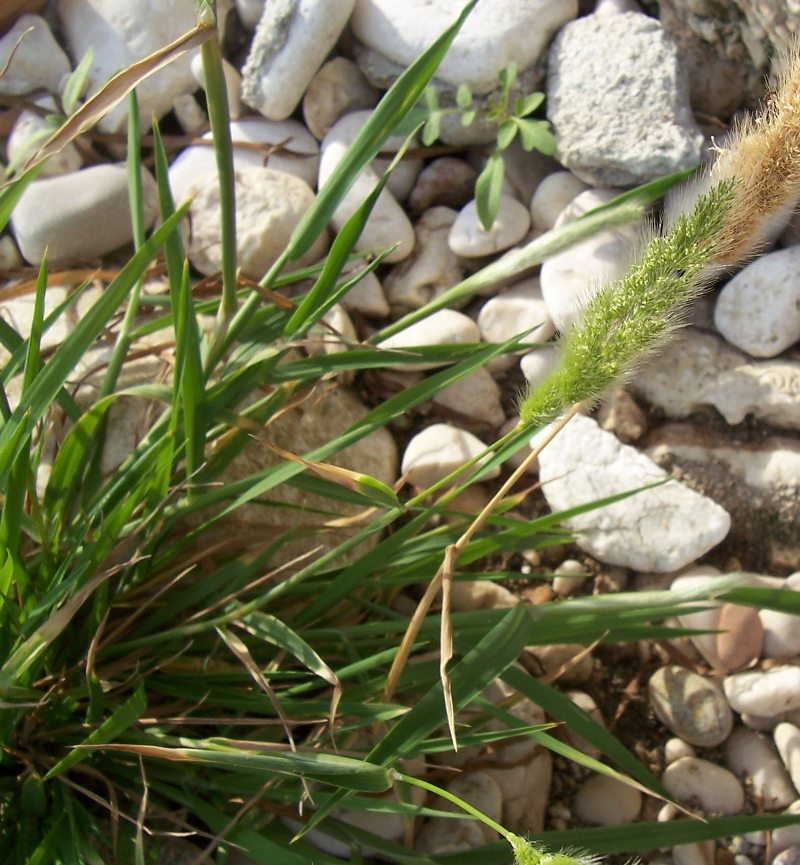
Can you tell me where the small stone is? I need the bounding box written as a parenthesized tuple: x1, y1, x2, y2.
(449, 195, 531, 257)
(235, 0, 265, 28)
(648, 666, 733, 747)
(724, 728, 797, 809)
(716, 604, 764, 672)
(540, 189, 641, 331)
(59, 0, 199, 133)
(477, 278, 556, 347)
(417, 771, 502, 852)
(320, 111, 415, 263)
(774, 802, 800, 855)
(171, 93, 207, 135)
(673, 841, 716, 865)
(519, 346, 559, 388)
(775, 723, 800, 797)
(574, 775, 641, 825)
(11, 164, 158, 266)
(302, 57, 378, 140)
(169, 118, 320, 203)
(0, 237, 22, 272)
(761, 573, 800, 659)
(339, 264, 390, 318)
(451, 579, 517, 612)
(7, 95, 82, 177)
(241, 0, 355, 121)
(662, 756, 745, 814)
(664, 738, 696, 764)
(384, 207, 463, 311)
(537, 415, 731, 572)
(377, 309, 480, 370)
(713, 247, 800, 358)
(773, 848, 800, 865)
(306, 304, 356, 357)
(0, 286, 73, 365)
(0, 15, 71, 96)
(596, 388, 648, 443)
(484, 748, 552, 833)
(527, 644, 594, 684)
(529, 170, 589, 232)
(186, 166, 327, 279)
(409, 158, 478, 213)
(431, 368, 506, 429)
(350, 0, 578, 94)
(401, 424, 500, 488)
(724, 667, 800, 717)
(559, 691, 605, 758)
(552, 559, 589, 596)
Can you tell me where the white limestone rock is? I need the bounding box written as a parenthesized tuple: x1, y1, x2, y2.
(431, 368, 506, 429)
(377, 309, 479, 370)
(540, 189, 641, 331)
(169, 117, 320, 203)
(632, 329, 800, 432)
(190, 53, 242, 121)
(0, 15, 71, 96)
(402, 424, 500, 487)
(302, 57, 378, 141)
(319, 112, 415, 263)
(477, 278, 555, 347)
(761, 573, 800, 659)
(662, 756, 745, 814)
(186, 166, 327, 278)
(530, 170, 590, 232)
(724, 727, 798, 809)
(350, 0, 578, 95)
(241, 0, 355, 121)
(714, 246, 800, 358)
(58, 0, 199, 133)
(11, 164, 158, 266)
(384, 207, 463, 310)
(725, 667, 800, 718)
(537, 414, 730, 572)
(448, 195, 531, 258)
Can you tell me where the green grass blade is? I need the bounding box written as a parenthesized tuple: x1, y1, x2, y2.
(0, 163, 43, 232)
(283, 0, 479, 261)
(0, 205, 188, 488)
(44, 685, 147, 779)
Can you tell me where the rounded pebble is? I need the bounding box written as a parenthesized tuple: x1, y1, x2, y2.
(648, 665, 733, 747)
(716, 603, 764, 671)
(377, 309, 480, 370)
(662, 756, 745, 814)
(530, 170, 589, 231)
(573, 775, 641, 826)
(449, 195, 531, 257)
(775, 722, 800, 796)
(724, 666, 800, 717)
(477, 278, 556, 347)
(664, 738, 696, 764)
(401, 424, 500, 488)
(724, 728, 798, 809)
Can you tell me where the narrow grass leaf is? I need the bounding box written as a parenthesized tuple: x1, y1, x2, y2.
(44, 685, 147, 779)
(475, 152, 504, 231)
(0, 206, 188, 487)
(61, 46, 93, 115)
(0, 162, 42, 231)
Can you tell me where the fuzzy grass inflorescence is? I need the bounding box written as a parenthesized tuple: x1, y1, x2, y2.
(518, 178, 736, 428)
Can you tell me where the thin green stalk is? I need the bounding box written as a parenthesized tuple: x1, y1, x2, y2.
(98, 90, 145, 399)
(196, 0, 237, 368)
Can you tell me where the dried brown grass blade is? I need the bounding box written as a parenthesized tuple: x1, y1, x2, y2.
(17, 20, 214, 177)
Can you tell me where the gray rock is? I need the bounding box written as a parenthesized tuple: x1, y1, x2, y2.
(408, 158, 477, 214)
(714, 246, 800, 358)
(11, 164, 158, 266)
(537, 414, 731, 572)
(649, 666, 733, 748)
(350, 0, 578, 95)
(241, 0, 355, 121)
(547, 12, 704, 186)
(632, 329, 800, 432)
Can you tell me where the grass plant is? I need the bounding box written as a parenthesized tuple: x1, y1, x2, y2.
(2, 3, 800, 864)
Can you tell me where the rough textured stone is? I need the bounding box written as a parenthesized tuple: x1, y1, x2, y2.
(632, 329, 800, 432)
(537, 415, 731, 572)
(547, 11, 704, 186)
(649, 666, 733, 748)
(241, 0, 355, 120)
